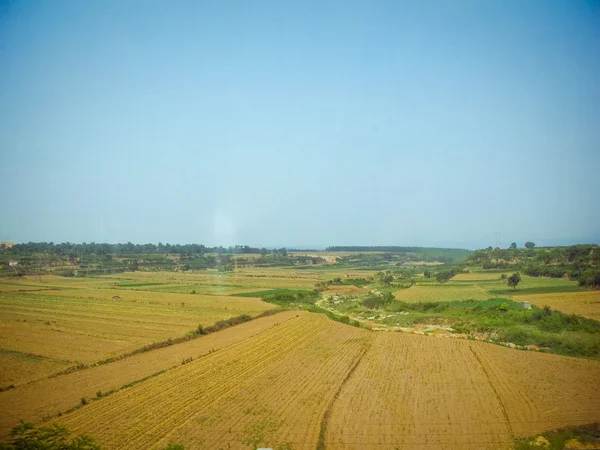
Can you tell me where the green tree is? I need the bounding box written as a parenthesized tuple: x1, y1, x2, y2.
(525, 242, 536, 249)
(436, 271, 451, 284)
(509, 242, 517, 249)
(507, 272, 522, 290)
(260, 248, 268, 257)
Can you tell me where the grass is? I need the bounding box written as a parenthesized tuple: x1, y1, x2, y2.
(234, 288, 307, 298)
(234, 289, 364, 328)
(327, 295, 600, 358)
(489, 285, 585, 296)
(515, 423, 600, 450)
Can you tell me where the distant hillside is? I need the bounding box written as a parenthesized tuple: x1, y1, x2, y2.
(325, 246, 472, 263)
(466, 244, 600, 289)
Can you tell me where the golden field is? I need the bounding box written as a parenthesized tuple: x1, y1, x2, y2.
(16, 313, 596, 449)
(512, 291, 600, 320)
(1, 266, 599, 449)
(0, 275, 276, 385)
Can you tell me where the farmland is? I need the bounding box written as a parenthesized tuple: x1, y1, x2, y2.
(0, 245, 599, 449)
(0, 274, 276, 385)
(327, 332, 600, 449)
(5, 314, 596, 449)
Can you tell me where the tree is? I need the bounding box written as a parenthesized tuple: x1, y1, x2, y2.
(423, 270, 432, 279)
(260, 248, 268, 257)
(436, 271, 452, 284)
(510, 242, 517, 249)
(382, 273, 394, 286)
(507, 272, 521, 290)
(525, 242, 536, 249)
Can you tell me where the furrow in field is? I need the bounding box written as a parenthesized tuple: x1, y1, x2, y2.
(0, 311, 303, 438)
(58, 314, 331, 448)
(156, 320, 372, 449)
(326, 334, 515, 449)
(469, 341, 600, 437)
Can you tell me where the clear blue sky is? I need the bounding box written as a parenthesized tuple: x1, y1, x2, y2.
(1, 0, 599, 249)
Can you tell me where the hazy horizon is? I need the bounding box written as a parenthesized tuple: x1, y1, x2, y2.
(1, 1, 599, 249)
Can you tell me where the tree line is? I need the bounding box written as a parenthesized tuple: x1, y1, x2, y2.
(1, 242, 268, 256)
(466, 244, 600, 289)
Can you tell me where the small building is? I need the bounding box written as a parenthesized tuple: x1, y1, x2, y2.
(521, 301, 532, 310)
(8, 260, 19, 267)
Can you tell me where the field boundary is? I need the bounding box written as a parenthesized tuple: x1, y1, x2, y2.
(38, 309, 282, 383)
(469, 344, 514, 438)
(316, 339, 371, 450)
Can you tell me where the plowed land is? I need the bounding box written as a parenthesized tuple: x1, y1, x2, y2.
(38, 314, 600, 450)
(326, 333, 600, 449)
(56, 314, 371, 449)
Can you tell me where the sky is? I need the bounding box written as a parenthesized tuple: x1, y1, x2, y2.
(1, 0, 599, 249)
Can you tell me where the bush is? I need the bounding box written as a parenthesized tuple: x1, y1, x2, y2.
(0, 422, 100, 450)
(362, 292, 394, 309)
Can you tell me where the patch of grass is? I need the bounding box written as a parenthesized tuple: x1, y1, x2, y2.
(515, 422, 600, 450)
(334, 296, 600, 358)
(489, 285, 584, 296)
(234, 288, 310, 298)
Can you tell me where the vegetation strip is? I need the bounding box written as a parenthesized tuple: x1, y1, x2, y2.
(515, 422, 600, 450)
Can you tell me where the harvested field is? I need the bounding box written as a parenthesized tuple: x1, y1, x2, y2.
(0, 349, 69, 387)
(511, 291, 600, 320)
(0, 282, 274, 382)
(453, 272, 510, 281)
(5, 313, 594, 449)
(325, 332, 600, 449)
(53, 314, 371, 449)
(323, 285, 368, 296)
(393, 283, 491, 302)
(470, 342, 600, 437)
(0, 310, 303, 438)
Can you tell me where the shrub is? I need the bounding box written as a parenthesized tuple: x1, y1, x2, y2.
(0, 422, 100, 450)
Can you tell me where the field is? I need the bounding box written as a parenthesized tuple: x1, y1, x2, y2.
(394, 274, 588, 304)
(327, 331, 600, 449)
(1, 260, 599, 449)
(0, 274, 276, 385)
(393, 283, 491, 302)
(512, 291, 600, 320)
(6, 313, 594, 449)
(0, 310, 304, 438)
